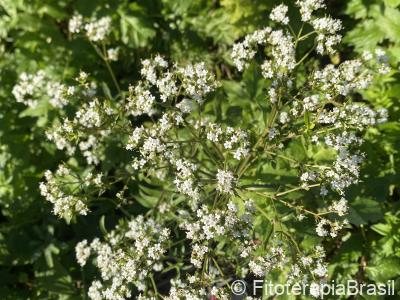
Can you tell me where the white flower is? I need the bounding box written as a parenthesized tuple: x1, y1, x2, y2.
(85, 16, 111, 42)
(268, 128, 278, 140)
(279, 112, 290, 124)
(303, 95, 320, 111)
(178, 62, 218, 103)
(296, 0, 325, 22)
(69, 14, 83, 33)
(216, 169, 235, 194)
(329, 197, 348, 216)
(316, 219, 329, 237)
(309, 282, 321, 298)
(12, 70, 45, 108)
(176, 98, 195, 113)
(270, 4, 289, 25)
(313, 262, 328, 277)
(75, 240, 91, 266)
(126, 85, 156, 116)
(107, 48, 119, 61)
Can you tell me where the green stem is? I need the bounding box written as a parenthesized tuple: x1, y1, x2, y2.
(101, 43, 121, 94)
(275, 183, 320, 197)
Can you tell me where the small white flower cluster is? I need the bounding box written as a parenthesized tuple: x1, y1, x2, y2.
(12, 71, 45, 108)
(68, 14, 83, 33)
(249, 246, 287, 277)
(126, 56, 217, 117)
(178, 62, 219, 103)
(164, 279, 234, 300)
(299, 131, 365, 196)
(126, 112, 179, 166)
(232, 27, 296, 79)
(311, 17, 342, 54)
(75, 239, 91, 266)
(231, 27, 271, 71)
(216, 169, 235, 194)
(126, 84, 156, 116)
(318, 104, 387, 129)
(233, 0, 344, 74)
(164, 280, 208, 300)
(45, 120, 76, 155)
(279, 111, 290, 124)
(173, 158, 200, 202)
(203, 122, 250, 160)
(79, 134, 102, 165)
(44, 78, 116, 164)
(39, 167, 89, 220)
(270, 4, 289, 25)
(263, 29, 296, 79)
(313, 60, 373, 97)
(68, 14, 112, 42)
(303, 94, 320, 111)
(125, 111, 205, 204)
(76, 216, 170, 300)
(176, 98, 195, 113)
(286, 246, 328, 291)
(362, 49, 391, 74)
(296, 0, 325, 22)
(300, 171, 318, 186)
(327, 150, 364, 195)
(75, 99, 102, 128)
(12, 70, 74, 108)
(140, 55, 169, 84)
(315, 218, 348, 237)
(107, 48, 119, 61)
(47, 82, 75, 108)
(182, 201, 254, 268)
(329, 197, 348, 216)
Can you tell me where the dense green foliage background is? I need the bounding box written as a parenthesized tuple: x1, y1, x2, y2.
(0, 0, 399, 299)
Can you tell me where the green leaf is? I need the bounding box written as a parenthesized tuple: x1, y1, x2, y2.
(99, 215, 108, 235)
(376, 7, 400, 42)
(119, 11, 156, 48)
(35, 259, 77, 295)
(366, 257, 400, 282)
(43, 243, 59, 268)
(102, 82, 112, 99)
(19, 101, 50, 119)
(345, 0, 368, 19)
(348, 198, 383, 226)
(38, 4, 67, 20)
(344, 20, 384, 50)
(0, 0, 23, 18)
(385, 0, 400, 7)
(371, 223, 392, 236)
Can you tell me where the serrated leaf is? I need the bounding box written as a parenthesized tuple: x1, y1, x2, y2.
(345, 0, 368, 19)
(344, 20, 384, 50)
(366, 258, 400, 282)
(119, 11, 156, 48)
(376, 7, 400, 42)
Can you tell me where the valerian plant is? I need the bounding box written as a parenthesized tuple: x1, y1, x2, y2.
(12, 1, 391, 299)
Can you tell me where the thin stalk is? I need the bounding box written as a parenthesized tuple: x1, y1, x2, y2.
(275, 183, 320, 197)
(101, 43, 121, 94)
